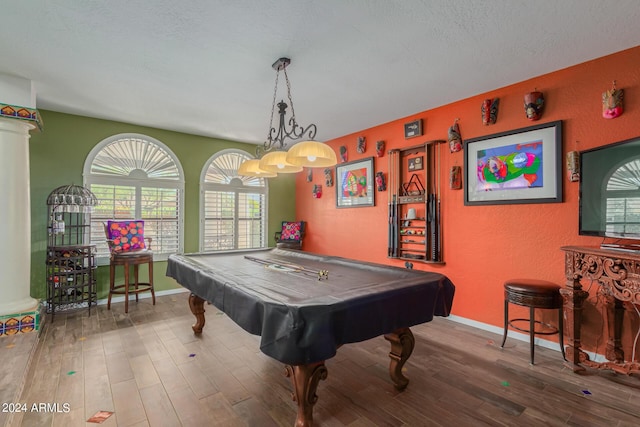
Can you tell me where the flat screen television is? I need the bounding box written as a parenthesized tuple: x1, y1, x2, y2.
(579, 136, 640, 247)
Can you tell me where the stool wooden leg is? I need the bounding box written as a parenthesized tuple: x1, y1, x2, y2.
(124, 262, 130, 314)
(500, 299, 509, 348)
(530, 306, 535, 364)
(149, 259, 155, 305)
(108, 263, 115, 310)
(558, 306, 566, 361)
(134, 264, 140, 303)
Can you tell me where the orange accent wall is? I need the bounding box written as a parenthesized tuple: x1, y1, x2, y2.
(296, 46, 640, 353)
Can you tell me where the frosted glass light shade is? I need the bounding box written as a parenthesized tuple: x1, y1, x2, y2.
(286, 140, 337, 167)
(238, 159, 277, 177)
(259, 151, 303, 173)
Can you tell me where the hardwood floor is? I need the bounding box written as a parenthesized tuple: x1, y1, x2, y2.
(3, 292, 640, 426)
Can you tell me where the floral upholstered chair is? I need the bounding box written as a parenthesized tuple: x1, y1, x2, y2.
(274, 221, 305, 250)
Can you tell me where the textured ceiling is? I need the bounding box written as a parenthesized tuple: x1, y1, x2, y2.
(1, 1, 640, 145)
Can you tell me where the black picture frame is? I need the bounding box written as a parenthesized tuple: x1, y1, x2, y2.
(408, 156, 423, 171)
(464, 120, 562, 205)
(404, 119, 423, 139)
(336, 157, 375, 208)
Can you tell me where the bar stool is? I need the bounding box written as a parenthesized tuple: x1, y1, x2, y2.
(500, 279, 565, 364)
(104, 221, 156, 313)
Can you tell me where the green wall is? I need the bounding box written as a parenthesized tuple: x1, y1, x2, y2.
(29, 110, 296, 300)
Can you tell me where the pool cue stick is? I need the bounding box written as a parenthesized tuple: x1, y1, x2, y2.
(391, 150, 399, 257)
(425, 143, 438, 261)
(424, 142, 431, 260)
(387, 150, 393, 257)
(431, 142, 440, 261)
(244, 255, 329, 280)
(436, 142, 442, 261)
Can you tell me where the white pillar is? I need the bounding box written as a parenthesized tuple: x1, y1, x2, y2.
(0, 73, 40, 316)
(0, 118, 38, 315)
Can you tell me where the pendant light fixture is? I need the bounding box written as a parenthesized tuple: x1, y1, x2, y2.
(237, 159, 277, 177)
(240, 57, 337, 177)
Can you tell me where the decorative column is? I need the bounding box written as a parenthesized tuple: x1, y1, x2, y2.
(0, 73, 43, 334)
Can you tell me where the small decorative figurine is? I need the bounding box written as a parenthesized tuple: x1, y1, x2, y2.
(339, 146, 347, 163)
(566, 151, 580, 182)
(524, 90, 545, 121)
(306, 168, 313, 182)
(450, 166, 462, 189)
(357, 136, 366, 154)
(324, 168, 333, 187)
(375, 171, 386, 191)
(481, 98, 499, 125)
(448, 118, 462, 152)
(602, 81, 623, 119)
(376, 140, 385, 157)
(312, 184, 322, 198)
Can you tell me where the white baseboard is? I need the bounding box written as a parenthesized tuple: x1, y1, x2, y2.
(447, 314, 606, 363)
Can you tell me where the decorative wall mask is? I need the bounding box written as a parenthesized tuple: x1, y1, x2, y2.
(324, 168, 333, 187)
(306, 168, 313, 182)
(602, 81, 623, 119)
(566, 151, 580, 182)
(524, 90, 545, 121)
(312, 184, 322, 198)
(357, 136, 366, 154)
(448, 119, 462, 152)
(450, 166, 462, 190)
(339, 146, 347, 163)
(481, 98, 499, 125)
(376, 140, 385, 157)
(375, 172, 386, 191)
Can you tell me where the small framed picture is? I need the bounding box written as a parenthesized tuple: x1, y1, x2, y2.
(404, 119, 423, 139)
(408, 156, 423, 171)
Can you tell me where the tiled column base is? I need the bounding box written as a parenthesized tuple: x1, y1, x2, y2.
(0, 305, 43, 336)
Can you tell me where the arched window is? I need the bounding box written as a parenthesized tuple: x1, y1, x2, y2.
(83, 134, 185, 262)
(605, 157, 640, 235)
(200, 149, 268, 251)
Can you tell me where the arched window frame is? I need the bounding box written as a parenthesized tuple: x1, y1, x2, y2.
(200, 149, 269, 252)
(83, 133, 185, 264)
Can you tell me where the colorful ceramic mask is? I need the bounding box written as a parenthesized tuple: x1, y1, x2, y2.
(566, 151, 580, 182)
(481, 98, 499, 125)
(375, 171, 386, 191)
(450, 166, 462, 189)
(324, 168, 333, 187)
(448, 119, 462, 152)
(339, 146, 347, 162)
(524, 91, 545, 121)
(312, 184, 322, 198)
(357, 136, 366, 154)
(376, 140, 385, 157)
(602, 85, 623, 119)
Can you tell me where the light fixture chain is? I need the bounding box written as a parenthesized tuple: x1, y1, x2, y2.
(267, 68, 280, 142)
(283, 66, 296, 121)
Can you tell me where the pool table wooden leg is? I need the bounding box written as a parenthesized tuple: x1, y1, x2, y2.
(384, 327, 415, 390)
(188, 293, 206, 334)
(284, 362, 328, 427)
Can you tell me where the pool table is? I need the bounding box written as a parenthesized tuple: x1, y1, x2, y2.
(166, 248, 455, 426)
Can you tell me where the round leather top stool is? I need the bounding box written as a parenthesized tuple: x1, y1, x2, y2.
(500, 279, 565, 364)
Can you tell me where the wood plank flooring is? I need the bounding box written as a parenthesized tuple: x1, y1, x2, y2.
(2, 292, 640, 426)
